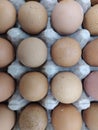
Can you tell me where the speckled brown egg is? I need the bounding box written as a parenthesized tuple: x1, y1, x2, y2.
(51, 72, 82, 104)
(0, 1, 16, 34)
(17, 37, 47, 68)
(19, 103, 48, 130)
(0, 104, 16, 130)
(83, 71, 98, 100)
(18, 1, 48, 34)
(51, 37, 81, 67)
(0, 72, 15, 102)
(82, 38, 98, 66)
(83, 5, 98, 35)
(0, 38, 15, 68)
(52, 104, 82, 130)
(19, 72, 48, 101)
(51, 0, 83, 35)
(83, 102, 98, 130)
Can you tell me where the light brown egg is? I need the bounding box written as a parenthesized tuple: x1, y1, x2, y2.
(19, 72, 48, 101)
(83, 102, 98, 130)
(51, 0, 83, 35)
(0, 1, 16, 34)
(0, 72, 15, 102)
(51, 37, 81, 67)
(83, 5, 98, 35)
(17, 37, 47, 68)
(52, 104, 82, 130)
(0, 38, 15, 68)
(82, 38, 98, 66)
(0, 104, 16, 130)
(18, 1, 48, 34)
(51, 72, 82, 104)
(19, 103, 48, 130)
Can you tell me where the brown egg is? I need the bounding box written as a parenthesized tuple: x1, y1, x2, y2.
(52, 104, 82, 130)
(19, 72, 48, 101)
(0, 72, 15, 102)
(83, 38, 98, 66)
(83, 102, 98, 130)
(51, 37, 81, 67)
(83, 5, 98, 35)
(83, 71, 98, 100)
(0, 1, 16, 34)
(0, 104, 16, 130)
(51, 72, 82, 104)
(19, 103, 48, 130)
(91, 0, 98, 5)
(0, 38, 15, 68)
(51, 0, 83, 35)
(17, 37, 47, 68)
(18, 1, 48, 34)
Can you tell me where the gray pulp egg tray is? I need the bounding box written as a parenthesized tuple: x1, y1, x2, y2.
(2, 0, 96, 130)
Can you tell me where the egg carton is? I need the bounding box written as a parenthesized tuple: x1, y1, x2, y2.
(1, 0, 96, 130)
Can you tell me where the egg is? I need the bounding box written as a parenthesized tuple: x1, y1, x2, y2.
(0, 104, 16, 130)
(0, 72, 15, 102)
(83, 5, 98, 35)
(83, 71, 98, 100)
(83, 102, 98, 130)
(51, 0, 83, 35)
(18, 1, 48, 34)
(17, 37, 47, 68)
(51, 37, 81, 67)
(0, 1, 16, 34)
(51, 72, 82, 104)
(0, 38, 15, 68)
(19, 103, 48, 130)
(52, 103, 82, 130)
(82, 38, 98, 66)
(19, 72, 48, 101)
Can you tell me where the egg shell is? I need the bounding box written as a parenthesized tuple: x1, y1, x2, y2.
(82, 38, 98, 66)
(0, 1, 16, 34)
(51, 37, 81, 67)
(0, 38, 15, 68)
(83, 5, 98, 35)
(19, 72, 48, 101)
(51, 72, 83, 104)
(83, 71, 98, 100)
(18, 1, 48, 34)
(51, 0, 83, 35)
(52, 103, 82, 130)
(17, 37, 47, 68)
(19, 103, 48, 130)
(83, 102, 98, 130)
(0, 104, 16, 130)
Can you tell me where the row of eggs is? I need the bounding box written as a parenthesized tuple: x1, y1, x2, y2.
(2, 36, 98, 68)
(1, 102, 98, 130)
(1, 0, 98, 36)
